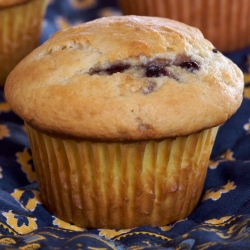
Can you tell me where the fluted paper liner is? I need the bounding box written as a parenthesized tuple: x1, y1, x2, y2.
(0, 0, 48, 86)
(118, 0, 250, 52)
(26, 124, 218, 229)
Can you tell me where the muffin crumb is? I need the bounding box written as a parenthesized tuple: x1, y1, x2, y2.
(139, 124, 148, 131)
(142, 81, 156, 94)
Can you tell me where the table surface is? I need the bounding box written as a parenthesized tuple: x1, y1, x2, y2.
(0, 0, 250, 249)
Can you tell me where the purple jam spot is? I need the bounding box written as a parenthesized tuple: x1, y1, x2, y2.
(146, 65, 163, 77)
(89, 56, 200, 78)
(105, 63, 130, 75)
(90, 63, 130, 75)
(179, 61, 200, 72)
(146, 64, 174, 78)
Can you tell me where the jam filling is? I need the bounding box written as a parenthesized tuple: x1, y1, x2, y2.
(179, 61, 199, 72)
(90, 63, 130, 75)
(89, 56, 200, 78)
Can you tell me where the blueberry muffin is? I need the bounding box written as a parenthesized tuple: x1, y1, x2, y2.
(0, 0, 48, 86)
(4, 16, 244, 228)
(118, 0, 250, 52)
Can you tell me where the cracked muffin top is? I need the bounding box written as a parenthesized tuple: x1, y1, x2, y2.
(4, 16, 244, 141)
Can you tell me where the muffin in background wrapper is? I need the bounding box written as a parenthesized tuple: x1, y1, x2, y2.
(0, 0, 48, 86)
(5, 16, 244, 229)
(118, 0, 250, 53)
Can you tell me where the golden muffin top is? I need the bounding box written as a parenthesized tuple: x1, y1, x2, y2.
(4, 16, 244, 141)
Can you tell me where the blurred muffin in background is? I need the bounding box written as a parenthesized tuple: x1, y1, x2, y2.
(118, 0, 250, 53)
(0, 0, 48, 86)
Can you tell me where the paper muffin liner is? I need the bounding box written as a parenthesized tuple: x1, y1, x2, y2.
(0, 0, 48, 86)
(118, 0, 250, 52)
(26, 123, 218, 229)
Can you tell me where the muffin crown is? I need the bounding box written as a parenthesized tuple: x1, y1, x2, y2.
(4, 16, 244, 141)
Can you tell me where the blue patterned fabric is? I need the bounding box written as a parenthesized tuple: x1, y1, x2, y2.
(0, 0, 250, 249)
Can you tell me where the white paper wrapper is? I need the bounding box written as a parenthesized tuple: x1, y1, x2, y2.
(26, 123, 218, 229)
(0, 0, 48, 85)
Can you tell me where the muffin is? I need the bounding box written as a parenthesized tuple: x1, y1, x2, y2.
(118, 0, 250, 53)
(4, 16, 244, 229)
(0, 0, 49, 86)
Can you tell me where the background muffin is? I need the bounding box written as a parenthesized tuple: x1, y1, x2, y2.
(118, 0, 250, 53)
(4, 16, 244, 229)
(0, 0, 48, 86)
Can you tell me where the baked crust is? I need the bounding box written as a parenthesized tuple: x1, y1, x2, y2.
(4, 16, 244, 141)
